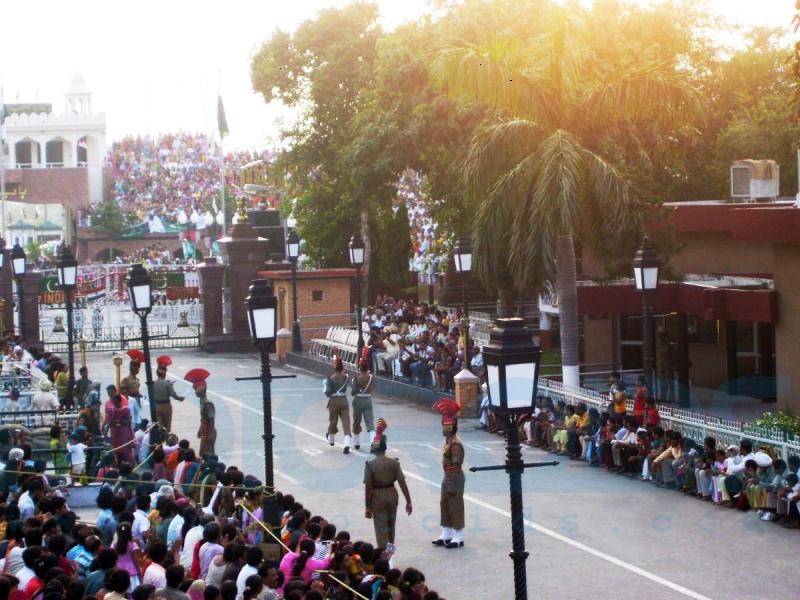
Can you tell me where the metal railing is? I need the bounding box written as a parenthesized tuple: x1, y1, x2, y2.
(40, 323, 202, 353)
(0, 408, 80, 430)
(539, 378, 800, 461)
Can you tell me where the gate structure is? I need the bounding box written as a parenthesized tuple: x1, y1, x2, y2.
(39, 264, 203, 352)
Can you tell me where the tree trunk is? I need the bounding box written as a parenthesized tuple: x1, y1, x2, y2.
(360, 209, 371, 306)
(497, 287, 515, 318)
(108, 236, 112, 262)
(556, 234, 580, 388)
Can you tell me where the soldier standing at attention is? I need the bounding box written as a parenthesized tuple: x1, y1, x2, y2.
(364, 418, 412, 549)
(153, 355, 184, 432)
(185, 368, 216, 457)
(351, 360, 375, 450)
(325, 357, 352, 454)
(432, 399, 466, 549)
(120, 350, 144, 428)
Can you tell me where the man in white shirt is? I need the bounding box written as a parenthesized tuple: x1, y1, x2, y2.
(32, 380, 59, 410)
(15, 547, 42, 587)
(180, 519, 207, 569)
(18, 479, 44, 520)
(132, 494, 152, 545)
(142, 541, 168, 588)
(235, 546, 264, 600)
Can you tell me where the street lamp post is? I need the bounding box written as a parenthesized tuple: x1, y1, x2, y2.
(472, 318, 557, 600)
(286, 230, 302, 353)
(632, 236, 660, 396)
(56, 244, 78, 408)
(349, 233, 365, 360)
(453, 237, 473, 369)
(125, 264, 157, 425)
(244, 278, 288, 528)
(10, 243, 26, 339)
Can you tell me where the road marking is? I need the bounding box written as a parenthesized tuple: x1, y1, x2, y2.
(275, 469, 302, 485)
(196, 382, 712, 600)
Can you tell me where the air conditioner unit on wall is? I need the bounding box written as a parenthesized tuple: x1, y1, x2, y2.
(730, 160, 779, 200)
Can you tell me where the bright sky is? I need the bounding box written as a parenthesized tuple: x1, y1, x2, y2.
(0, 0, 794, 151)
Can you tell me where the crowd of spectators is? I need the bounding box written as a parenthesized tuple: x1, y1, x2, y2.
(0, 421, 448, 599)
(516, 372, 800, 529)
(103, 134, 272, 230)
(395, 172, 445, 276)
(358, 296, 483, 394)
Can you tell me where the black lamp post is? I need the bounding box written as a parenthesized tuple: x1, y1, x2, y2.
(286, 230, 302, 353)
(349, 233, 365, 359)
(472, 318, 557, 600)
(11, 243, 26, 339)
(56, 244, 78, 408)
(126, 264, 157, 425)
(632, 236, 660, 395)
(453, 237, 473, 370)
(245, 279, 281, 526)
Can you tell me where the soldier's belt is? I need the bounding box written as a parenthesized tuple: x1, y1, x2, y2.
(372, 483, 395, 490)
(443, 464, 462, 472)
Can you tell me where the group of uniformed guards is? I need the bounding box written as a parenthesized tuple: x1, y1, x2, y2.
(323, 356, 467, 552)
(117, 350, 465, 555)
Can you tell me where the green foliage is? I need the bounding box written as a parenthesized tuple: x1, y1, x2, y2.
(24, 239, 42, 262)
(752, 411, 800, 437)
(91, 198, 127, 239)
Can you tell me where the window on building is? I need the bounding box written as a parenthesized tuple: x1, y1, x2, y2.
(312, 290, 323, 302)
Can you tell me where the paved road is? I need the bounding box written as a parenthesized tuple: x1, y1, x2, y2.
(86, 349, 796, 600)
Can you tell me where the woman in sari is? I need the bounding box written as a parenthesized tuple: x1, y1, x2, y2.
(108, 393, 135, 465)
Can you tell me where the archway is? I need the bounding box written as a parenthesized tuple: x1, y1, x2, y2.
(14, 139, 41, 167)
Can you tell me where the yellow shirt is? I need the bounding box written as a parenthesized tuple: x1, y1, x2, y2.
(577, 413, 590, 428)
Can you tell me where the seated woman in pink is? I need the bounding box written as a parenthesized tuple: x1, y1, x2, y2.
(278, 538, 333, 593)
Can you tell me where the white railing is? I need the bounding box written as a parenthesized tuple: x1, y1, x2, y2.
(538, 378, 800, 461)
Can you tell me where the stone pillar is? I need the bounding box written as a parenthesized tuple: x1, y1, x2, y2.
(219, 223, 270, 339)
(0, 252, 13, 336)
(276, 328, 292, 363)
(454, 369, 480, 418)
(197, 257, 225, 340)
(22, 271, 42, 347)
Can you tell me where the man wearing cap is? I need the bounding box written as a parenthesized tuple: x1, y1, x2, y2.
(32, 379, 59, 410)
(121, 353, 144, 428)
(432, 399, 466, 548)
(153, 356, 184, 433)
(324, 358, 352, 454)
(185, 369, 215, 457)
(364, 419, 412, 548)
(351, 361, 375, 450)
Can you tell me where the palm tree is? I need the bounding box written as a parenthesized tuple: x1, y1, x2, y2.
(431, 14, 701, 387)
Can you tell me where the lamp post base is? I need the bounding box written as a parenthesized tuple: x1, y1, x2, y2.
(292, 320, 302, 354)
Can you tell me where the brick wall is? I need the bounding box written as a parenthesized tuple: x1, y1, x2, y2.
(260, 269, 355, 349)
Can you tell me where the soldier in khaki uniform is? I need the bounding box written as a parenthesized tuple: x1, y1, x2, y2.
(364, 418, 412, 548)
(325, 358, 352, 454)
(185, 368, 216, 457)
(351, 360, 375, 450)
(153, 355, 184, 432)
(432, 399, 466, 548)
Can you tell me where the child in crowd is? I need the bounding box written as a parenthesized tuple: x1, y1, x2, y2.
(67, 432, 88, 484)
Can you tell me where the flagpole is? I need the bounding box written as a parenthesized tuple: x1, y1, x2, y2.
(218, 70, 226, 239)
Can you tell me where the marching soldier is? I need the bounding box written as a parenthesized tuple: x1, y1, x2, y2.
(324, 357, 352, 454)
(120, 350, 144, 427)
(364, 418, 412, 549)
(432, 399, 466, 548)
(351, 360, 375, 450)
(184, 368, 216, 457)
(153, 355, 184, 432)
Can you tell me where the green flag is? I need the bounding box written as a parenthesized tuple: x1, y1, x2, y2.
(217, 96, 229, 138)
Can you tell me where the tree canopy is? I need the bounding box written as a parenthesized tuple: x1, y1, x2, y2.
(251, 0, 797, 297)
